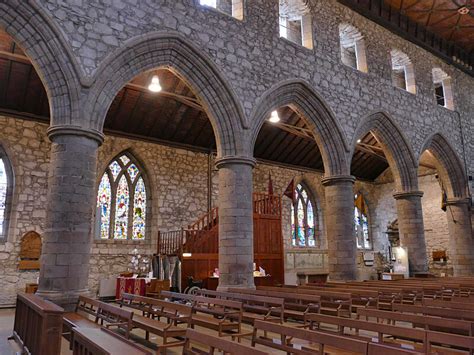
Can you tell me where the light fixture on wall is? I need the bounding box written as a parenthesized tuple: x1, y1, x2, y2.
(148, 75, 162, 93)
(268, 110, 280, 123)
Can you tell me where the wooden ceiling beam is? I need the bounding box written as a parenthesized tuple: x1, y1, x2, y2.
(126, 83, 203, 112)
(0, 50, 30, 64)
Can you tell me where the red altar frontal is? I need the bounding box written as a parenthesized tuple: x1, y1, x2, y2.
(115, 277, 147, 299)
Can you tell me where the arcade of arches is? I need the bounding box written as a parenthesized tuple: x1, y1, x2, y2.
(0, 1, 472, 315)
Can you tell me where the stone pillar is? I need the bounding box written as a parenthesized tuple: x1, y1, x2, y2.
(321, 175, 357, 280)
(36, 126, 103, 310)
(446, 198, 474, 276)
(393, 191, 428, 274)
(215, 156, 256, 290)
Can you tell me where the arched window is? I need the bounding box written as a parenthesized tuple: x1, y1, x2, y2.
(432, 68, 454, 110)
(390, 49, 416, 94)
(279, 0, 313, 49)
(0, 147, 12, 240)
(96, 152, 147, 240)
(291, 183, 316, 247)
(354, 193, 371, 249)
(339, 23, 368, 73)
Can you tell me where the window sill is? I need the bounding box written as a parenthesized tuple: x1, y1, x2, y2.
(93, 239, 149, 245)
(197, 3, 244, 22)
(278, 36, 314, 53)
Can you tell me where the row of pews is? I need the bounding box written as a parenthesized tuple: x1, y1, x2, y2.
(11, 276, 474, 354)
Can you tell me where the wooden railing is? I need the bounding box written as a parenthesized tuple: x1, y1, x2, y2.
(157, 229, 185, 256)
(188, 207, 218, 231)
(253, 192, 281, 217)
(10, 293, 64, 355)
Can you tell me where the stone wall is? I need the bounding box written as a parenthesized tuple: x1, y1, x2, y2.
(0, 115, 458, 305)
(30, 0, 473, 183)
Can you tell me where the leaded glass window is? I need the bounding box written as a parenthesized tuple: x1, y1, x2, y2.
(0, 152, 12, 240)
(96, 153, 147, 240)
(291, 183, 316, 247)
(354, 193, 371, 249)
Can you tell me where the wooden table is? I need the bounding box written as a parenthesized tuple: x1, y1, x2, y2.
(72, 327, 151, 355)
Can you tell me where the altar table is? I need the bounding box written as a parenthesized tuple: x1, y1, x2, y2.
(115, 277, 148, 299)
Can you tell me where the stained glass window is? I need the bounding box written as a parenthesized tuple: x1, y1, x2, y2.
(291, 183, 317, 247)
(354, 193, 371, 249)
(96, 153, 147, 240)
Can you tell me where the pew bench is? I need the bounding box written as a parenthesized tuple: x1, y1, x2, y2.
(72, 327, 152, 355)
(191, 296, 243, 337)
(132, 298, 192, 350)
(304, 313, 427, 353)
(252, 319, 369, 354)
(63, 296, 134, 350)
(183, 328, 268, 355)
(196, 289, 284, 325)
(356, 307, 474, 336)
(228, 287, 321, 321)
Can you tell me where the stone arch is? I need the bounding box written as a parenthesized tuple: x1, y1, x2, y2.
(419, 133, 468, 199)
(86, 32, 246, 157)
(249, 79, 349, 176)
(0, 2, 82, 127)
(351, 112, 418, 192)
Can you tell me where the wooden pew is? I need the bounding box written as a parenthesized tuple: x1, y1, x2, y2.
(367, 343, 424, 355)
(160, 290, 195, 304)
(252, 319, 369, 354)
(423, 298, 474, 311)
(305, 313, 427, 352)
(228, 287, 321, 321)
(183, 328, 268, 355)
(196, 289, 284, 324)
(258, 286, 351, 317)
(132, 298, 192, 350)
(356, 308, 474, 336)
(427, 330, 474, 354)
(64, 296, 133, 351)
(191, 296, 243, 337)
(10, 293, 64, 355)
(72, 327, 152, 355)
(63, 296, 102, 344)
(392, 303, 474, 322)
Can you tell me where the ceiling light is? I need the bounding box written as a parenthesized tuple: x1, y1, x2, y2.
(148, 75, 162, 92)
(458, 7, 470, 15)
(269, 110, 280, 123)
(357, 139, 361, 143)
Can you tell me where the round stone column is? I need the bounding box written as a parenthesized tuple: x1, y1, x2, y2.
(321, 175, 357, 280)
(446, 198, 474, 276)
(393, 191, 428, 274)
(36, 126, 103, 310)
(215, 156, 256, 290)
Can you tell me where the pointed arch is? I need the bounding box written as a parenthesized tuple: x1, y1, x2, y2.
(96, 151, 150, 240)
(86, 32, 246, 157)
(419, 133, 468, 199)
(0, 2, 82, 127)
(351, 112, 418, 192)
(249, 79, 350, 176)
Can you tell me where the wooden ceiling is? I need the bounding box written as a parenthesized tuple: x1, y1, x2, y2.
(385, 0, 474, 51)
(0, 28, 392, 181)
(340, 0, 474, 75)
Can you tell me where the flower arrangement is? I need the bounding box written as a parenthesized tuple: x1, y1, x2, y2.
(129, 248, 150, 277)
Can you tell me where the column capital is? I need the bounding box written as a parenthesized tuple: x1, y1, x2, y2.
(393, 190, 424, 200)
(215, 155, 256, 169)
(47, 125, 105, 145)
(446, 197, 471, 206)
(321, 175, 355, 186)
